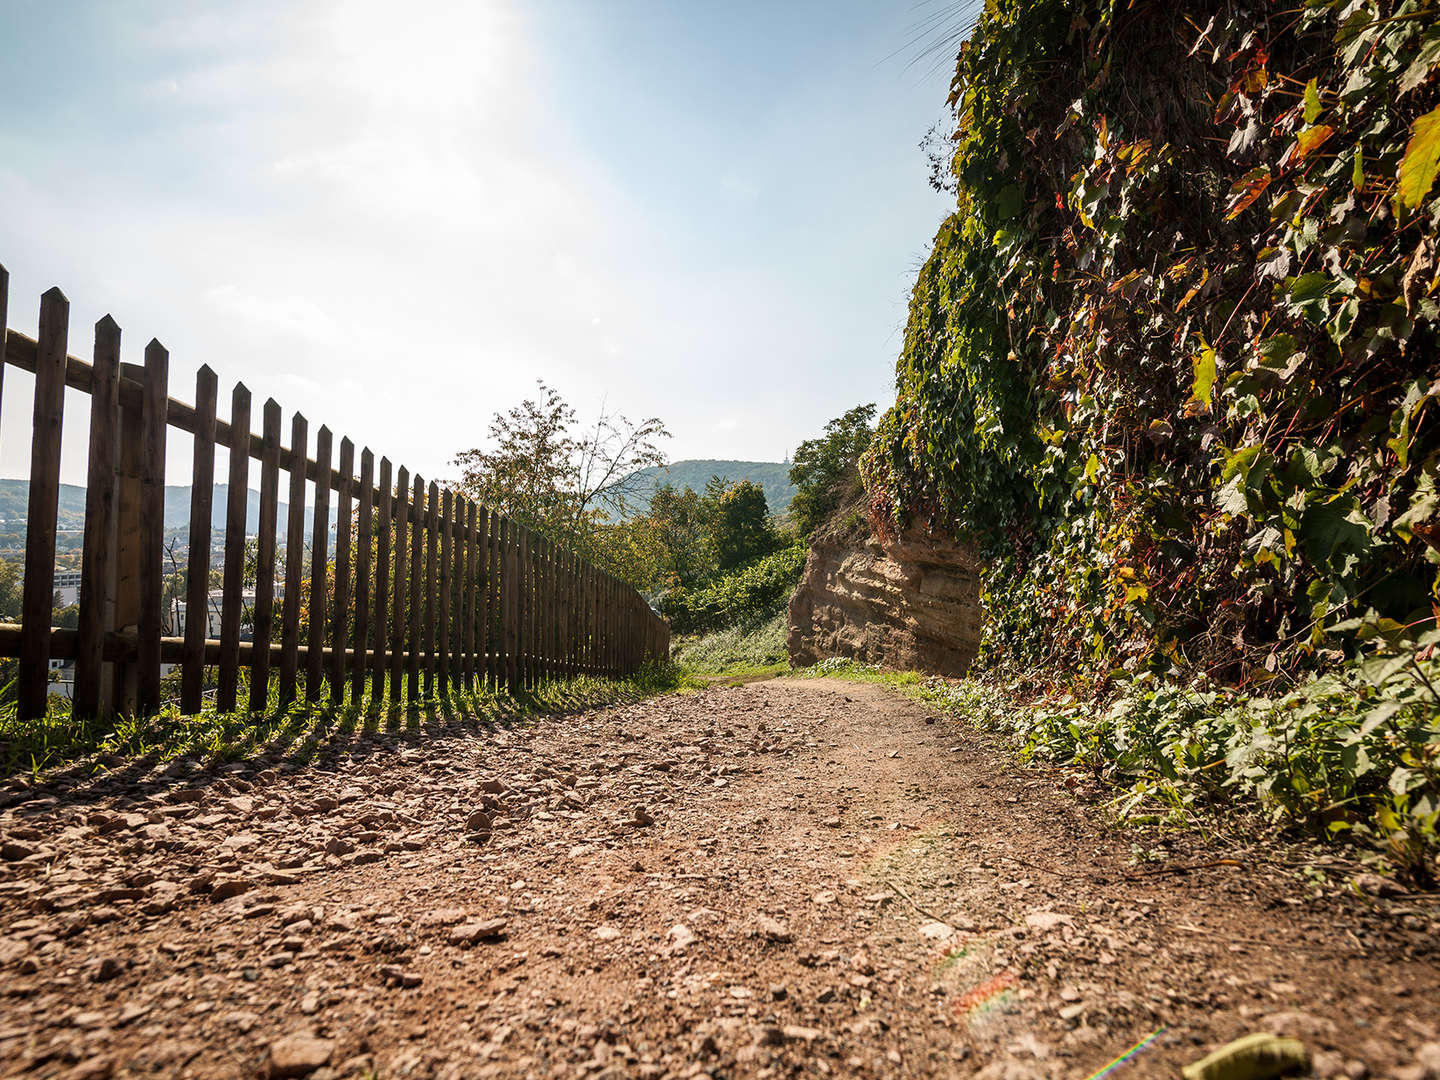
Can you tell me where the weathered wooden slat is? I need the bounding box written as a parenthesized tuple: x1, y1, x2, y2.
(0, 266, 7, 452)
(136, 340, 170, 713)
(250, 399, 281, 712)
(390, 466, 410, 701)
(462, 500, 477, 691)
(352, 447, 373, 703)
(371, 457, 391, 704)
(438, 487, 452, 694)
(74, 316, 122, 718)
(178, 365, 218, 714)
(330, 436, 353, 704)
(407, 475, 424, 702)
(306, 426, 332, 702)
(424, 480, 438, 697)
(216, 382, 250, 712)
(18, 289, 69, 720)
(279, 413, 308, 706)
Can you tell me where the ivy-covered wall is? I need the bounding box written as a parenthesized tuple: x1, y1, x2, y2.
(865, 0, 1440, 688)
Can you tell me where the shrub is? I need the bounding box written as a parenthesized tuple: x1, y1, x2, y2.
(661, 544, 807, 634)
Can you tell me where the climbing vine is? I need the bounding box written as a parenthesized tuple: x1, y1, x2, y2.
(866, 0, 1440, 687)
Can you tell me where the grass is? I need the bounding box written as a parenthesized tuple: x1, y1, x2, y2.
(0, 662, 684, 784)
(671, 610, 792, 684)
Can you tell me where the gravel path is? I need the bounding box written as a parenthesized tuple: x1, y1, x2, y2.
(1, 678, 1437, 1079)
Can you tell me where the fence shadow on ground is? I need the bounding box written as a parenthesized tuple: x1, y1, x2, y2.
(0, 670, 676, 813)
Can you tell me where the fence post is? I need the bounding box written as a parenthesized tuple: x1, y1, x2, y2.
(217, 382, 250, 713)
(74, 316, 122, 719)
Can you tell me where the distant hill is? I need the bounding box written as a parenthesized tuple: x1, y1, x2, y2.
(0, 479, 294, 539)
(620, 460, 796, 518)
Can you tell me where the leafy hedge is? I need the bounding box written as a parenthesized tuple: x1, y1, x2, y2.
(864, 0, 1440, 685)
(660, 544, 807, 635)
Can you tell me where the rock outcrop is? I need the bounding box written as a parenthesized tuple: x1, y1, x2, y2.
(787, 511, 981, 675)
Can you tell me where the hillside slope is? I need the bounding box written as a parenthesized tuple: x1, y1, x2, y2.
(622, 459, 796, 516)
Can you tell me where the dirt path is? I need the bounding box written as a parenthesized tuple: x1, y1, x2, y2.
(1, 678, 1437, 1080)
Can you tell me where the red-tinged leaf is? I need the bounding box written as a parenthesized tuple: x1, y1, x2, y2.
(1226, 168, 1271, 220)
(1291, 123, 1334, 164)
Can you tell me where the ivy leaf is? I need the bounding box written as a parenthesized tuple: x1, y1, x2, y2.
(1291, 123, 1334, 163)
(1397, 105, 1440, 209)
(1303, 78, 1322, 123)
(1191, 346, 1218, 408)
(1225, 167, 1271, 220)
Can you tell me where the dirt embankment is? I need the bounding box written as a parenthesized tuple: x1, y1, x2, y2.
(1, 679, 1438, 1079)
(787, 513, 981, 675)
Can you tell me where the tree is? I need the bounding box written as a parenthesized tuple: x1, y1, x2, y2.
(0, 561, 20, 621)
(711, 480, 774, 570)
(788, 403, 877, 535)
(640, 483, 711, 588)
(452, 381, 669, 569)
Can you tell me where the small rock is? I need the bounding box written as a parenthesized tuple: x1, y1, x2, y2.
(1417, 1043, 1440, 1080)
(325, 838, 353, 856)
(631, 806, 654, 827)
(594, 925, 622, 941)
(1023, 910, 1073, 932)
(62, 1056, 113, 1080)
(917, 921, 954, 941)
(465, 810, 492, 833)
(812, 890, 837, 905)
(299, 993, 321, 1015)
(379, 965, 422, 988)
(782, 1025, 822, 1043)
(1, 840, 39, 861)
(822, 817, 842, 828)
(267, 1034, 335, 1078)
(757, 916, 792, 943)
(754, 1025, 784, 1047)
(1354, 873, 1406, 898)
(770, 984, 788, 1001)
(450, 919, 508, 945)
(209, 877, 253, 902)
(667, 924, 697, 951)
(92, 956, 124, 983)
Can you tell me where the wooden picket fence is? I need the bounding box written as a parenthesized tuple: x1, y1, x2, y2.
(0, 264, 670, 722)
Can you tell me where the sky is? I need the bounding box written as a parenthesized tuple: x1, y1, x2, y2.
(0, 0, 960, 488)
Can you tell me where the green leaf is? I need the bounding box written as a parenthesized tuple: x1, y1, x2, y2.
(1397, 105, 1440, 209)
(1303, 78, 1322, 124)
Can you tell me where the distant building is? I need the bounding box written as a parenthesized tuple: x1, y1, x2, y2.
(54, 569, 81, 607)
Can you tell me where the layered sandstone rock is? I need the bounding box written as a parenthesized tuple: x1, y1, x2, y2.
(787, 512, 981, 675)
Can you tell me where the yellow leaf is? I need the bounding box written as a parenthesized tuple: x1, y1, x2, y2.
(1398, 105, 1440, 209)
(1292, 123, 1333, 163)
(1192, 346, 1218, 407)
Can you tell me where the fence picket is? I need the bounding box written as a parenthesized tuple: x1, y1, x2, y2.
(279, 414, 308, 706)
(136, 340, 170, 713)
(74, 317, 121, 718)
(407, 474, 423, 703)
(391, 466, 409, 702)
(19, 289, 69, 720)
(217, 382, 250, 712)
(352, 447, 373, 702)
(331, 436, 353, 704)
(439, 487, 452, 694)
(372, 457, 392, 703)
(250, 399, 281, 712)
(306, 426, 332, 702)
(180, 366, 217, 714)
